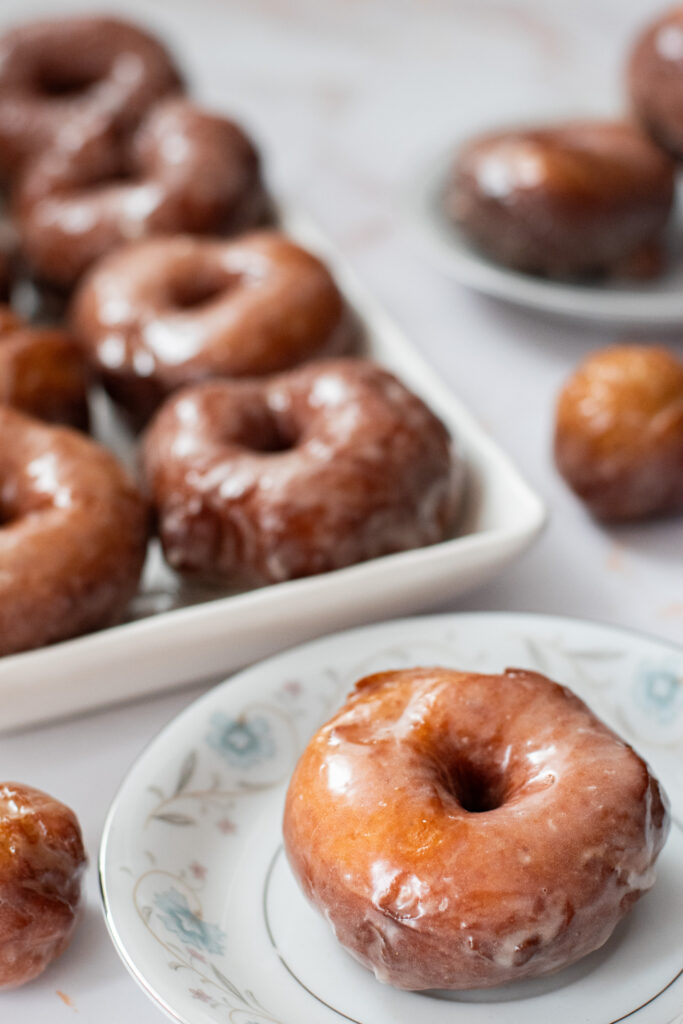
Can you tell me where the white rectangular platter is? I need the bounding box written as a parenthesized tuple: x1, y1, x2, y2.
(0, 212, 546, 732)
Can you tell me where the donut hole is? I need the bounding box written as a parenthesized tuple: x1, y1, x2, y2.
(440, 756, 507, 813)
(0, 496, 18, 528)
(246, 427, 294, 454)
(240, 408, 299, 454)
(34, 65, 100, 98)
(171, 272, 232, 311)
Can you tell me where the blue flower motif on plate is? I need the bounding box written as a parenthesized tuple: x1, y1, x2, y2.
(206, 712, 275, 768)
(154, 888, 225, 955)
(634, 662, 682, 724)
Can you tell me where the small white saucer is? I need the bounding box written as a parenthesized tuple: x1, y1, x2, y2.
(410, 151, 683, 327)
(100, 612, 683, 1024)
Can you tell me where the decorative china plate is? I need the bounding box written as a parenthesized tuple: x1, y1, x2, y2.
(0, 214, 544, 733)
(412, 151, 683, 327)
(100, 612, 683, 1024)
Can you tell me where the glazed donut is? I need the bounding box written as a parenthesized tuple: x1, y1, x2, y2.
(444, 121, 675, 278)
(0, 407, 148, 655)
(555, 345, 683, 521)
(141, 359, 460, 584)
(71, 232, 359, 424)
(629, 7, 683, 160)
(284, 667, 670, 991)
(0, 306, 89, 429)
(15, 98, 272, 289)
(0, 782, 86, 989)
(0, 16, 182, 178)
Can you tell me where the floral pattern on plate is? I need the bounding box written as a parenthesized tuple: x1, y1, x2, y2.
(101, 613, 683, 1024)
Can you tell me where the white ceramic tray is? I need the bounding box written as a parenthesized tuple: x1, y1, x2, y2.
(411, 149, 683, 327)
(99, 611, 683, 1024)
(0, 215, 545, 732)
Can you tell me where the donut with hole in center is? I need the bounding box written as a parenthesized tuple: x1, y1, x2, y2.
(141, 359, 460, 584)
(283, 667, 669, 991)
(71, 232, 359, 425)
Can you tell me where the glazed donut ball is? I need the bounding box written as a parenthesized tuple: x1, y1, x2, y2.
(555, 345, 683, 521)
(15, 98, 272, 289)
(629, 6, 683, 159)
(0, 407, 148, 655)
(0, 782, 86, 989)
(142, 359, 460, 584)
(284, 667, 669, 991)
(0, 16, 182, 179)
(444, 121, 675, 278)
(71, 232, 358, 424)
(0, 306, 89, 429)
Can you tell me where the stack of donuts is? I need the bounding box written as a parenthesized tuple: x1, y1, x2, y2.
(442, 5, 683, 522)
(0, 14, 463, 659)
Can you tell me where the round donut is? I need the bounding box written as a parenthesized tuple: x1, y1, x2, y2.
(0, 782, 86, 989)
(0, 406, 148, 655)
(0, 306, 89, 429)
(71, 232, 359, 424)
(15, 98, 272, 289)
(444, 121, 675, 278)
(141, 359, 460, 584)
(0, 16, 182, 179)
(555, 345, 683, 521)
(629, 7, 683, 160)
(283, 667, 670, 991)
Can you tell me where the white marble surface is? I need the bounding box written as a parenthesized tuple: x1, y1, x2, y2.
(0, 0, 681, 1020)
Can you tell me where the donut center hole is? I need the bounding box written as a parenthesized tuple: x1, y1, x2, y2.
(442, 758, 506, 813)
(35, 66, 99, 98)
(171, 273, 231, 310)
(242, 411, 298, 454)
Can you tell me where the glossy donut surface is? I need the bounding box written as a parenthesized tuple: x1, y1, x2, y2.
(283, 667, 670, 990)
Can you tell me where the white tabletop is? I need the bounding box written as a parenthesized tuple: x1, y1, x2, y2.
(1, 0, 681, 1019)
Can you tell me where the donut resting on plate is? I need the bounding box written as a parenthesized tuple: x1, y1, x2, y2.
(0, 407, 148, 655)
(0, 15, 182, 179)
(444, 121, 675, 279)
(0, 305, 89, 429)
(71, 232, 359, 424)
(15, 98, 272, 289)
(141, 359, 460, 584)
(629, 6, 683, 159)
(283, 667, 669, 991)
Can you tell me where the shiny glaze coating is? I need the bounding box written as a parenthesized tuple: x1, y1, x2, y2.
(71, 232, 358, 424)
(15, 98, 272, 289)
(0, 16, 182, 179)
(283, 667, 669, 991)
(555, 345, 683, 521)
(0, 782, 86, 989)
(629, 7, 683, 159)
(0, 306, 89, 429)
(142, 359, 459, 584)
(444, 121, 675, 278)
(0, 407, 148, 655)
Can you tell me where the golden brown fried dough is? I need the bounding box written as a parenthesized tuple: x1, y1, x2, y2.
(445, 121, 675, 278)
(0, 306, 89, 429)
(629, 6, 683, 159)
(0, 407, 148, 654)
(284, 667, 669, 990)
(71, 232, 358, 424)
(142, 359, 460, 584)
(15, 98, 272, 289)
(555, 345, 683, 520)
(0, 782, 86, 989)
